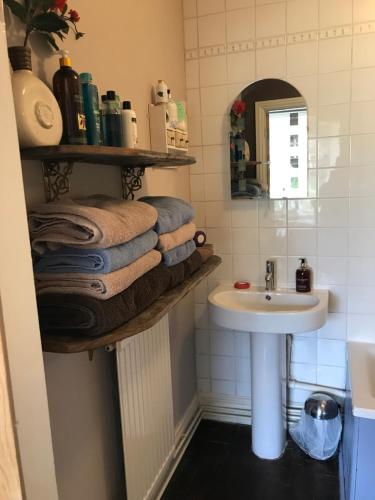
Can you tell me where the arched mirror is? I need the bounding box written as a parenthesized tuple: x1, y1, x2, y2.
(229, 78, 308, 199)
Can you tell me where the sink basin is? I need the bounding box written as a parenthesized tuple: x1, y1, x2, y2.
(208, 283, 329, 460)
(208, 284, 328, 334)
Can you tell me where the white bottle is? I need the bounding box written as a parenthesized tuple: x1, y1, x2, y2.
(121, 101, 138, 148)
(154, 79, 168, 104)
(166, 89, 178, 129)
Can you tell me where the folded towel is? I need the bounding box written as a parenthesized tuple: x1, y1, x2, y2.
(35, 250, 161, 299)
(158, 221, 196, 252)
(196, 244, 214, 263)
(139, 196, 194, 234)
(38, 250, 203, 337)
(29, 195, 158, 254)
(163, 240, 196, 267)
(34, 230, 158, 274)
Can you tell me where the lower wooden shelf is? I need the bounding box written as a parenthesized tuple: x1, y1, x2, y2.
(41, 255, 222, 354)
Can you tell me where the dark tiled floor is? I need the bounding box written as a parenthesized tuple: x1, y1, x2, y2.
(162, 420, 339, 500)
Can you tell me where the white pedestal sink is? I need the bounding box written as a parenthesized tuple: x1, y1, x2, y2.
(208, 284, 329, 460)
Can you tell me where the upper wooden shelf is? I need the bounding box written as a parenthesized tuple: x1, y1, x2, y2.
(41, 255, 222, 354)
(21, 144, 196, 168)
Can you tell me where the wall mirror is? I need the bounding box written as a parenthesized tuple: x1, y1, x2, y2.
(229, 78, 308, 199)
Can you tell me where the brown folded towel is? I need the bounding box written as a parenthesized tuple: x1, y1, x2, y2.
(29, 195, 158, 254)
(196, 244, 214, 263)
(35, 250, 161, 300)
(38, 250, 203, 337)
(158, 221, 196, 252)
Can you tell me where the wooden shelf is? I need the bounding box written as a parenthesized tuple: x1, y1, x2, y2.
(41, 255, 222, 354)
(21, 144, 195, 167)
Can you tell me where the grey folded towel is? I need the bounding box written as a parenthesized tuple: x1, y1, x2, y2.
(139, 196, 194, 234)
(163, 239, 196, 267)
(34, 230, 158, 274)
(29, 195, 158, 254)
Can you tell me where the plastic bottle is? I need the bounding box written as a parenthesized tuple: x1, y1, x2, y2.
(103, 90, 122, 147)
(80, 72, 101, 145)
(155, 80, 168, 104)
(296, 257, 312, 293)
(121, 101, 138, 148)
(100, 95, 107, 145)
(53, 50, 86, 145)
(166, 89, 178, 129)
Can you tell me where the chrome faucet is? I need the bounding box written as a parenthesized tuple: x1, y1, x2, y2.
(265, 260, 275, 291)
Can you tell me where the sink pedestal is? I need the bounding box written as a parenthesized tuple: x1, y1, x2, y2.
(251, 332, 286, 459)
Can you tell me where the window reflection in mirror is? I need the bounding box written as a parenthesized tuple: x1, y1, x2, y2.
(229, 79, 308, 200)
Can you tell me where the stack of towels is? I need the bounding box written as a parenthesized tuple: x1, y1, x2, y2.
(29, 195, 204, 338)
(139, 196, 197, 267)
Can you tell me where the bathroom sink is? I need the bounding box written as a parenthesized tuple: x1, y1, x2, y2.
(208, 284, 329, 334)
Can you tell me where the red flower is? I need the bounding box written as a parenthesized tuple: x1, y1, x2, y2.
(68, 9, 80, 22)
(54, 0, 67, 10)
(231, 100, 246, 117)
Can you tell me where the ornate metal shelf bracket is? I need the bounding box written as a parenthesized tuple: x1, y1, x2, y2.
(121, 166, 145, 200)
(42, 160, 74, 202)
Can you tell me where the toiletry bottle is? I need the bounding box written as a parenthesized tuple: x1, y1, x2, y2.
(296, 258, 311, 293)
(103, 90, 123, 147)
(121, 101, 138, 148)
(53, 50, 87, 145)
(100, 95, 108, 144)
(166, 89, 178, 129)
(155, 80, 168, 104)
(80, 72, 101, 145)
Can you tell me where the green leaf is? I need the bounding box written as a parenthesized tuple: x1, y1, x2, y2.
(30, 12, 69, 32)
(41, 32, 59, 50)
(75, 31, 84, 40)
(61, 24, 69, 34)
(54, 30, 65, 41)
(61, 3, 67, 15)
(4, 0, 27, 22)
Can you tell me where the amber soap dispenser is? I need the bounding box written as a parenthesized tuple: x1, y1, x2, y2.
(296, 257, 311, 293)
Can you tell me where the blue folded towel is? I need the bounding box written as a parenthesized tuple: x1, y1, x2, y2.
(139, 196, 194, 234)
(34, 230, 158, 274)
(163, 239, 196, 267)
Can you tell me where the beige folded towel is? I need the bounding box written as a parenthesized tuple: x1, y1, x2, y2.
(35, 250, 161, 300)
(29, 195, 158, 254)
(157, 221, 196, 252)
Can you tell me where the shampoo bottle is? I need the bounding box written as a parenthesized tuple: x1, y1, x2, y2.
(53, 50, 86, 144)
(80, 72, 101, 145)
(103, 90, 122, 146)
(296, 258, 311, 293)
(121, 101, 138, 148)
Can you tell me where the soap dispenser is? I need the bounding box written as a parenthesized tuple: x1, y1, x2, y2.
(296, 258, 311, 293)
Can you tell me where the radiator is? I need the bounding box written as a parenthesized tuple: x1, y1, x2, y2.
(116, 315, 175, 500)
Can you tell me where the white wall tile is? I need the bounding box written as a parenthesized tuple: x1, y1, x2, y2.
(189, 146, 204, 175)
(210, 330, 234, 355)
(209, 253, 233, 282)
(186, 59, 200, 89)
(259, 199, 287, 227)
(187, 88, 201, 117)
(318, 339, 346, 367)
(318, 198, 349, 227)
(353, 33, 375, 69)
(231, 199, 258, 226)
(203, 144, 229, 173)
(190, 173, 205, 201)
(256, 46, 287, 79)
(226, 7, 255, 42)
(316, 257, 347, 285)
(232, 227, 259, 254)
(327, 285, 348, 313)
(287, 0, 318, 33)
(201, 86, 229, 116)
(205, 201, 231, 227)
(196, 330, 210, 354)
(206, 227, 233, 253)
(232, 254, 261, 282)
(352, 68, 375, 103)
(318, 136, 350, 168)
(348, 286, 375, 314)
(183, 0, 197, 18)
(317, 228, 348, 257)
(204, 172, 230, 200)
(319, 37, 352, 74)
(288, 75, 318, 108)
(288, 199, 317, 228)
(290, 363, 317, 384)
(349, 228, 375, 256)
(347, 314, 375, 342)
(197, 0, 225, 16)
(287, 256, 317, 285)
(353, 0, 375, 23)
(226, 0, 255, 9)
(255, 2, 286, 38)
(292, 337, 317, 364)
(348, 257, 375, 285)
(319, 0, 352, 28)
(192, 201, 206, 227)
(318, 71, 351, 106)
(194, 277, 208, 303)
(287, 41, 318, 76)
(317, 365, 346, 389)
(195, 304, 209, 329)
(351, 134, 375, 166)
(287, 228, 317, 256)
(350, 167, 375, 197)
(196, 353, 210, 378)
(211, 355, 236, 379)
(211, 379, 236, 395)
(318, 104, 350, 137)
(259, 228, 287, 255)
(202, 115, 229, 145)
(227, 51, 256, 84)
(318, 313, 347, 340)
(236, 380, 251, 397)
(184, 18, 198, 50)
(236, 357, 251, 381)
(197, 378, 211, 393)
(198, 13, 226, 47)
(199, 56, 227, 87)
(351, 101, 375, 135)
(234, 331, 251, 357)
(189, 114, 203, 146)
(318, 167, 349, 198)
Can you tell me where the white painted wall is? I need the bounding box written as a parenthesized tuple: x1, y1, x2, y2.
(184, 0, 375, 408)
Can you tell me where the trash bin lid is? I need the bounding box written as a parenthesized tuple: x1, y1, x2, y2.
(304, 392, 339, 420)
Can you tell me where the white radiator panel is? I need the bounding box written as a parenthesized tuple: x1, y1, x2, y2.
(116, 315, 175, 500)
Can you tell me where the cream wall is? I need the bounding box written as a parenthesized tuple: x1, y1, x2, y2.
(5, 1, 196, 498)
(185, 0, 375, 410)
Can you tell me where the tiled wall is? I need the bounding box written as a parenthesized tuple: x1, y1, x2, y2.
(184, 0, 375, 407)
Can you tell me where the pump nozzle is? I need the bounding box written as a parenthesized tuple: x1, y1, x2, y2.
(58, 49, 71, 67)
